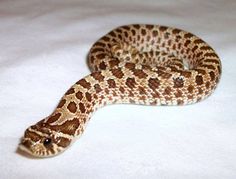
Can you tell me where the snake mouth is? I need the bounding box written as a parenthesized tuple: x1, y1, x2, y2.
(18, 138, 34, 155)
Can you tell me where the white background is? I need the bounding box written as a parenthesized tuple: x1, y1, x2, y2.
(0, 0, 236, 178)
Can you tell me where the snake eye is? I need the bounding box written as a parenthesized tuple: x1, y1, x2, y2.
(43, 138, 52, 146)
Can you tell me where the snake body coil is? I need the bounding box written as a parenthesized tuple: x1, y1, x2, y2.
(19, 24, 221, 157)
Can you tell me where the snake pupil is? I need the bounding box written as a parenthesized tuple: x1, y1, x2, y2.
(43, 138, 52, 146)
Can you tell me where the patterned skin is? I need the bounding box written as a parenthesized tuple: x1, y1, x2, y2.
(19, 24, 221, 157)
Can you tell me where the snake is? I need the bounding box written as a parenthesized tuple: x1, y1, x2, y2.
(19, 24, 221, 157)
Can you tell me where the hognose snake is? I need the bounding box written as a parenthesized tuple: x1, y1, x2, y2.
(19, 24, 221, 157)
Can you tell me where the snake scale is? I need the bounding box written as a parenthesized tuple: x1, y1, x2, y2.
(19, 24, 221, 157)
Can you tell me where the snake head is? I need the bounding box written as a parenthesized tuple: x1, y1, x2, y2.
(19, 121, 72, 158)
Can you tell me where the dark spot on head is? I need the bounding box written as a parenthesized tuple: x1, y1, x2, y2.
(56, 137, 71, 148)
(47, 113, 61, 123)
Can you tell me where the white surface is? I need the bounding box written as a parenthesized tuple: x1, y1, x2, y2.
(0, 0, 236, 178)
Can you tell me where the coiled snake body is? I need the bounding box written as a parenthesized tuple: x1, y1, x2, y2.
(19, 24, 221, 157)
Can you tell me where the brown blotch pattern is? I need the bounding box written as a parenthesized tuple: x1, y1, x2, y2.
(66, 88, 75, 95)
(77, 79, 91, 89)
(56, 137, 71, 148)
(57, 99, 66, 108)
(96, 53, 106, 59)
(177, 99, 184, 105)
(174, 90, 182, 98)
(173, 77, 184, 88)
(205, 81, 210, 89)
(85, 92, 92, 102)
(94, 84, 102, 93)
(99, 61, 107, 70)
(195, 75, 203, 85)
(209, 71, 215, 81)
(107, 79, 116, 88)
(187, 85, 194, 93)
(164, 86, 172, 95)
(91, 72, 105, 82)
(111, 68, 124, 79)
(148, 78, 160, 90)
(133, 24, 141, 29)
(138, 86, 146, 95)
(79, 103, 86, 113)
(152, 30, 158, 37)
(67, 102, 77, 113)
(47, 113, 62, 123)
(51, 118, 80, 136)
(125, 63, 135, 70)
(75, 91, 83, 100)
(133, 69, 148, 78)
(198, 87, 203, 94)
(141, 29, 147, 36)
(109, 59, 119, 68)
(126, 78, 136, 89)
